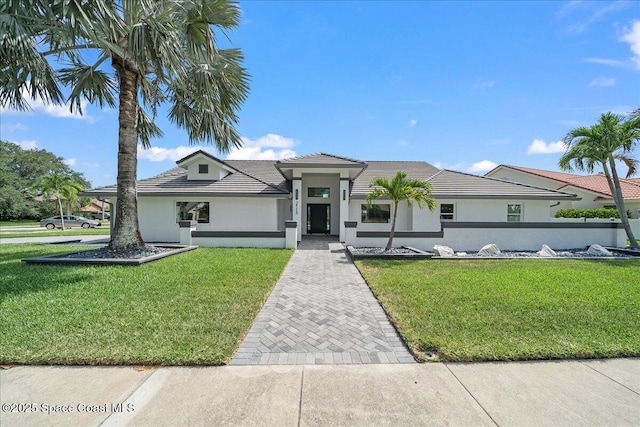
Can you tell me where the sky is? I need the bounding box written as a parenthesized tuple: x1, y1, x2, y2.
(1, 0, 639, 188)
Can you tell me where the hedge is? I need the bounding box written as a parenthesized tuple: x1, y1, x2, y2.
(554, 208, 631, 219)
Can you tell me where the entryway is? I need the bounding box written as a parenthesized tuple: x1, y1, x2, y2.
(307, 204, 330, 234)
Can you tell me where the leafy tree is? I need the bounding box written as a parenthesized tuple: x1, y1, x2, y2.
(31, 172, 83, 229)
(367, 171, 437, 250)
(1, 0, 249, 249)
(559, 111, 639, 249)
(0, 141, 89, 220)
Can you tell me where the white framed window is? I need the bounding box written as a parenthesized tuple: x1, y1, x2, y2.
(507, 204, 522, 222)
(440, 203, 455, 221)
(308, 187, 330, 198)
(361, 204, 391, 223)
(176, 201, 210, 223)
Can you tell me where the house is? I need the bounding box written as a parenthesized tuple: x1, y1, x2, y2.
(83, 151, 633, 250)
(80, 198, 110, 215)
(485, 165, 640, 219)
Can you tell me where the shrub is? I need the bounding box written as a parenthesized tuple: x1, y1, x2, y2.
(554, 208, 631, 219)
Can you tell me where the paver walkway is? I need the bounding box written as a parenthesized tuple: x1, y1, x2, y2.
(231, 236, 415, 365)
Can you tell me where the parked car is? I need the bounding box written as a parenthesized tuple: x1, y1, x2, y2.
(40, 215, 101, 229)
(89, 211, 111, 220)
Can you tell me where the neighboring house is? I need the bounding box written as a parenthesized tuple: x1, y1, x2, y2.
(485, 165, 640, 219)
(81, 198, 110, 215)
(84, 151, 632, 250)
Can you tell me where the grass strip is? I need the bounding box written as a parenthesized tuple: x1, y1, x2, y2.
(1, 228, 111, 238)
(356, 258, 640, 362)
(0, 244, 292, 365)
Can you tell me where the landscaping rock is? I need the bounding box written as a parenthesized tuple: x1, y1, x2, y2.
(456, 252, 468, 256)
(433, 245, 454, 257)
(478, 243, 501, 256)
(587, 244, 613, 257)
(537, 244, 557, 257)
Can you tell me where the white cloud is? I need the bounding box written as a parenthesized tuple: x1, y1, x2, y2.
(409, 119, 417, 127)
(582, 57, 626, 67)
(9, 139, 38, 150)
(527, 139, 567, 155)
(1, 122, 28, 132)
(137, 145, 204, 162)
(475, 81, 496, 89)
(558, 1, 629, 34)
(395, 139, 409, 147)
(467, 160, 498, 173)
(240, 133, 296, 149)
(589, 77, 616, 87)
(226, 147, 297, 160)
(137, 133, 298, 162)
(0, 86, 94, 121)
(620, 20, 640, 70)
(227, 133, 297, 160)
(64, 158, 77, 167)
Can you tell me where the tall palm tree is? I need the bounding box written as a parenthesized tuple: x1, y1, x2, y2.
(1, 0, 249, 249)
(367, 171, 437, 251)
(559, 112, 640, 249)
(32, 172, 83, 229)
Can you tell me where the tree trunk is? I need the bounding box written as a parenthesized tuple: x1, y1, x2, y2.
(386, 201, 398, 251)
(109, 57, 145, 250)
(57, 196, 65, 230)
(606, 158, 638, 248)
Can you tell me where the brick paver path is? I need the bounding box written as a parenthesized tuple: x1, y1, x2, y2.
(231, 236, 415, 365)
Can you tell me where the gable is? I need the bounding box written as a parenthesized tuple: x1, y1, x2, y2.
(176, 150, 238, 181)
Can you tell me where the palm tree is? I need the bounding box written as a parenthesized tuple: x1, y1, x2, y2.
(559, 112, 640, 249)
(367, 171, 437, 251)
(32, 172, 83, 230)
(1, 1, 249, 250)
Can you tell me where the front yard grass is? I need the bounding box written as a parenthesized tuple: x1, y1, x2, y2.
(356, 259, 640, 362)
(0, 244, 292, 365)
(0, 227, 111, 239)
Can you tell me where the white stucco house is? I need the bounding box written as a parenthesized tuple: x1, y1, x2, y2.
(485, 165, 640, 219)
(84, 152, 633, 250)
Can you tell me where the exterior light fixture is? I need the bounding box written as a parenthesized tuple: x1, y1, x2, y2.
(343, 189, 346, 201)
(295, 189, 299, 200)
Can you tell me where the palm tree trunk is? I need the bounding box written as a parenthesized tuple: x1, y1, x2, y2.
(386, 201, 398, 251)
(57, 196, 65, 230)
(606, 158, 638, 248)
(110, 57, 145, 250)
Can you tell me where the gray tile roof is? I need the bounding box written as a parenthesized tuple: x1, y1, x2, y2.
(83, 164, 289, 197)
(350, 161, 441, 197)
(84, 154, 577, 200)
(428, 169, 578, 200)
(276, 152, 366, 166)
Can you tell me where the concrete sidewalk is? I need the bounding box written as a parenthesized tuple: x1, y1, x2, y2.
(2, 359, 638, 426)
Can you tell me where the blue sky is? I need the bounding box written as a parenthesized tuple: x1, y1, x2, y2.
(1, 0, 639, 188)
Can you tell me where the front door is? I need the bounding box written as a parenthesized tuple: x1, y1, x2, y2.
(307, 204, 330, 234)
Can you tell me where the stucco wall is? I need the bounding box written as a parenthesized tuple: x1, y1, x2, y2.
(348, 222, 630, 251)
(138, 196, 282, 243)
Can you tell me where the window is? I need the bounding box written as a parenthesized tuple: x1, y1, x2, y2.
(361, 204, 391, 223)
(198, 164, 208, 174)
(308, 187, 330, 198)
(440, 203, 454, 221)
(507, 204, 522, 222)
(176, 202, 210, 223)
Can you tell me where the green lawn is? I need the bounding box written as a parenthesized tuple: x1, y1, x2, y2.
(356, 259, 640, 362)
(0, 227, 111, 238)
(0, 244, 292, 365)
(0, 220, 40, 227)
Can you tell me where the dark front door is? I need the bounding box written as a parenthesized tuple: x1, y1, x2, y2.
(308, 204, 330, 234)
